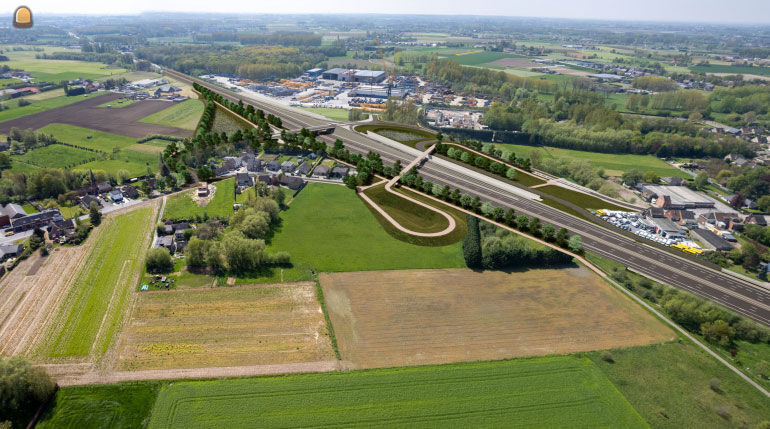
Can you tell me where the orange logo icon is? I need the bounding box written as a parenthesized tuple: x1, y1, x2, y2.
(13, 6, 33, 28)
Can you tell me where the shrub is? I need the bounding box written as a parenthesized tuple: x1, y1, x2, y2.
(709, 378, 722, 393)
(601, 351, 614, 363)
(0, 356, 55, 420)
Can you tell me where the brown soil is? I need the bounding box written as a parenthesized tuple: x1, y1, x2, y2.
(0, 93, 192, 138)
(114, 282, 335, 371)
(321, 267, 674, 369)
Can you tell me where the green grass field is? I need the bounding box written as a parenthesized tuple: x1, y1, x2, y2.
(0, 94, 88, 123)
(38, 124, 136, 151)
(75, 150, 156, 178)
(37, 382, 161, 429)
(588, 342, 770, 428)
(267, 183, 465, 272)
(3, 55, 126, 82)
(148, 357, 645, 428)
(491, 143, 688, 178)
(689, 64, 770, 77)
(14, 144, 96, 169)
(139, 99, 205, 131)
(297, 107, 350, 122)
(40, 207, 154, 357)
(537, 185, 626, 211)
(162, 178, 235, 221)
(450, 51, 520, 67)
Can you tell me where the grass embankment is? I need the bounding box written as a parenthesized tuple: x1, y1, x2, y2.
(537, 184, 627, 211)
(267, 183, 465, 272)
(139, 99, 205, 131)
(147, 357, 644, 428)
(162, 178, 235, 221)
(297, 107, 350, 122)
(39, 207, 155, 357)
(354, 124, 435, 148)
(362, 182, 467, 246)
(0, 95, 88, 122)
(441, 143, 545, 187)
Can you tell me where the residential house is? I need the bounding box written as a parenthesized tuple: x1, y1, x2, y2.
(109, 190, 123, 203)
(48, 219, 76, 241)
(279, 175, 305, 190)
(661, 177, 685, 186)
(297, 162, 312, 176)
(2, 204, 26, 220)
(97, 181, 112, 194)
(223, 156, 242, 170)
(266, 160, 281, 172)
(698, 212, 742, 231)
(330, 166, 350, 179)
(312, 165, 331, 178)
(236, 173, 253, 188)
(0, 244, 23, 262)
(257, 174, 275, 186)
(247, 158, 263, 172)
(746, 214, 768, 226)
(156, 236, 175, 253)
(121, 186, 140, 199)
(198, 185, 209, 197)
(281, 161, 296, 173)
(81, 195, 101, 209)
(12, 209, 61, 233)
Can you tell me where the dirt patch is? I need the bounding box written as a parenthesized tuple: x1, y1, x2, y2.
(0, 93, 192, 138)
(488, 57, 539, 68)
(553, 66, 594, 77)
(115, 282, 335, 371)
(0, 246, 90, 357)
(191, 183, 216, 207)
(321, 267, 674, 369)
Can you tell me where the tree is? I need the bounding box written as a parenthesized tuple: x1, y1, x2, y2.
(89, 202, 101, 226)
(515, 215, 529, 231)
(742, 243, 760, 272)
(0, 356, 56, 420)
(491, 206, 505, 221)
(694, 172, 709, 189)
(505, 167, 517, 180)
(556, 228, 569, 247)
(758, 195, 770, 213)
(481, 202, 494, 217)
(146, 247, 173, 273)
(621, 169, 644, 186)
(542, 225, 555, 241)
(185, 238, 209, 268)
(568, 235, 583, 253)
(643, 170, 660, 184)
(701, 319, 734, 346)
(462, 214, 482, 269)
(504, 208, 516, 226)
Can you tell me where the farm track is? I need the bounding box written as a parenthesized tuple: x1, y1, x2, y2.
(0, 92, 192, 138)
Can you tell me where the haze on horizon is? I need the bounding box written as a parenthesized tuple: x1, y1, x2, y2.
(3, 0, 769, 24)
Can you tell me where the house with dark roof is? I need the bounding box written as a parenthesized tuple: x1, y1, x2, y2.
(746, 214, 768, 226)
(48, 219, 76, 241)
(279, 175, 305, 190)
(281, 161, 296, 173)
(698, 212, 741, 230)
(247, 158, 263, 172)
(121, 185, 140, 199)
(257, 174, 275, 186)
(156, 236, 175, 253)
(312, 165, 330, 178)
(12, 209, 61, 233)
(236, 173, 253, 188)
(109, 190, 123, 203)
(296, 162, 312, 176)
(691, 229, 733, 252)
(330, 166, 350, 179)
(97, 181, 112, 194)
(81, 195, 101, 209)
(266, 160, 281, 172)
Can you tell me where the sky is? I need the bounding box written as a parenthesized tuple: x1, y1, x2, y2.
(5, 0, 770, 24)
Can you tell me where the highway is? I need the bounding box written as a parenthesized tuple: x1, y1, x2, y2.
(167, 70, 770, 327)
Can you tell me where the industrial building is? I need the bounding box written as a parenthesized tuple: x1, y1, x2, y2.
(321, 68, 350, 81)
(350, 87, 409, 99)
(353, 70, 387, 84)
(640, 185, 716, 209)
(305, 68, 324, 78)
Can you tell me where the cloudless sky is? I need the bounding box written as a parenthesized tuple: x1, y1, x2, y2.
(5, 0, 770, 24)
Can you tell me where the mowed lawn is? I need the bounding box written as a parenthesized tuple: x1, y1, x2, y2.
(3, 56, 126, 82)
(267, 183, 465, 272)
(492, 143, 688, 178)
(147, 357, 645, 428)
(140, 99, 205, 131)
(296, 107, 350, 122)
(38, 124, 136, 151)
(13, 144, 96, 169)
(162, 178, 235, 221)
(40, 206, 156, 358)
(0, 95, 88, 123)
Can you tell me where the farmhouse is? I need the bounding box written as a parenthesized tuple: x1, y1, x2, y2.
(12, 209, 62, 233)
(155, 235, 175, 253)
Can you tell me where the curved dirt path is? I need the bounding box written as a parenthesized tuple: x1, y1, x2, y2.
(358, 185, 456, 238)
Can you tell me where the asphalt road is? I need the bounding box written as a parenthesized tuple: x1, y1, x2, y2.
(168, 70, 770, 327)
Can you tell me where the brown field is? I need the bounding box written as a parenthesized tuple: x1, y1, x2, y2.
(115, 282, 335, 371)
(555, 66, 594, 77)
(321, 267, 674, 369)
(0, 93, 192, 138)
(488, 57, 539, 68)
(710, 72, 770, 82)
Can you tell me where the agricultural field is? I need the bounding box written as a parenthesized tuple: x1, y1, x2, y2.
(147, 357, 645, 428)
(449, 51, 521, 68)
(38, 206, 157, 358)
(37, 382, 161, 429)
(321, 267, 673, 368)
(689, 64, 770, 77)
(588, 342, 770, 428)
(296, 106, 350, 121)
(116, 283, 334, 371)
(162, 178, 235, 221)
(0, 94, 88, 122)
(2, 51, 127, 82)
(97, 99, 137, 109)
(211, 107, 250, 135)
(267, 183, 465, 272)
(13, 144, 97, 170)
(140, 99, 205, 131)
(37, 123, 136, 151)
